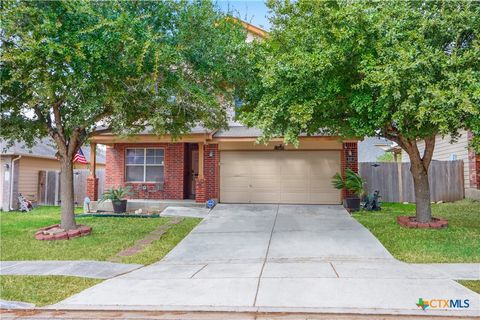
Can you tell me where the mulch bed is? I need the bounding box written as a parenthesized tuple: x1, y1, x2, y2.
(35, 224, 92, 241)
(75, 212, 161, 218)
(396, 216, 448, 229)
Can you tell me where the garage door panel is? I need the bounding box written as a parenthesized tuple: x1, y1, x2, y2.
(281, 192, 309, 203)
(252, 164, 281, 176)
(252, 177, 281, 189)
(221, 191, 251, 203)
(220, 176, 250, 190)
(220, 151, 341, 204)
(251, 192, 280, 203)
(281, 179, 308, 191)
(221, 165, 251, 177)
(310, 192, 340, 203)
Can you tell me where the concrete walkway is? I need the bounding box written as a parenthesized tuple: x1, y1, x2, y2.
(0, 261, 142, 279)
(50, 204, 478, 316)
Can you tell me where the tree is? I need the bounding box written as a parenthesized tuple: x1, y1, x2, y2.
(376, 153, 394, 163)
(239, 1, 480, 222)
(1, 0, 250, 230)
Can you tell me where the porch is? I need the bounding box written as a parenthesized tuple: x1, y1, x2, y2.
(95, 199, 204, 213)
(86, 132, 219, 204)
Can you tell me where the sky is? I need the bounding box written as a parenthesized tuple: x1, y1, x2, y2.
(217, 0, 271, 30)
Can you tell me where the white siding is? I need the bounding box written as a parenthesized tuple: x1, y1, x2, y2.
(401, 130, 471, 188)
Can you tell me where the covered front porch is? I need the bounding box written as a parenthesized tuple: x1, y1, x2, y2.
(86, 132, 219, 204)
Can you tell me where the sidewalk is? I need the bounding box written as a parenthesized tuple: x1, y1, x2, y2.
(0, 261, 142, 279)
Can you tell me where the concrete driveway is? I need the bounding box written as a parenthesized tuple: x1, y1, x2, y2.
(53, 204, 479, 316)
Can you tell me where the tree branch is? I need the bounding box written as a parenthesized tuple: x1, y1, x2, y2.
(52, 100, 65, 140)
(422, 135, 436, 170)
(33, 105, 67, 157)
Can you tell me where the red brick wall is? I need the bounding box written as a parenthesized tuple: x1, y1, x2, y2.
(195, 178, 206, 203)
(341, 142, 359, 199)
(104, 143, 185, 200)
(476, 153, 480, 190)
(204, 144, 219, 200)
(86, 177, 98, 201)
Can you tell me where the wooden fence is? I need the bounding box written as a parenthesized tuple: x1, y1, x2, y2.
(359, 160, 464, 203)
(38, 169, 104, 206)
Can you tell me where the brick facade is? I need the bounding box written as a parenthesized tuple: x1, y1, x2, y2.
(94, 140, 357, 202)
(476, 153, 480, 190)
(103, 143, 185, 200)
(195, 178, 206, 203)
(86, 177, 98, 201)
(341, 142, 359, 199)
(204, 144, 220, 201)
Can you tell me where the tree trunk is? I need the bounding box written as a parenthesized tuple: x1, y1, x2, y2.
(409, 158, 432, 223)
(59, 158, 77, 230)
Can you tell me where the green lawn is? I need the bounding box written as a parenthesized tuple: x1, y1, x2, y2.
(0, 275, 101, 307)
(353, 200, 480, 263)
(0, 206, 201, 264)
(457, 280, 480, 294)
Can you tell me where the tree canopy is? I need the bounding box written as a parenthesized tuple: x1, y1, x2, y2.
(239, 0, 480, 148)
(1, 0, 250, 152)
(0, 0, 251, 229)
(238, 0, 480, 222)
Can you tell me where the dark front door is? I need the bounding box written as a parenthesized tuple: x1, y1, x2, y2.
(185, 144, 199, 199)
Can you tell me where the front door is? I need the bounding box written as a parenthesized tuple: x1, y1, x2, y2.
(185, 144, 199, 199)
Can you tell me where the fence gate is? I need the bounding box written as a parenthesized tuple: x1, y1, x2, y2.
(38, 169, 104, 206)
(38, 170, 60, 205)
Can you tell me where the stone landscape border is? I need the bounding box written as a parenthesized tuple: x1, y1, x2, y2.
(396, 216, 448, 229)
(76, 213, 160, 218)
(35, 224, 92, 240)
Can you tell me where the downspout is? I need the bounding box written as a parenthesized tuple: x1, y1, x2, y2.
(9, 155, 22, 211)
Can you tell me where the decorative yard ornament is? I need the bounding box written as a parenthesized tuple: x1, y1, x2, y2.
(363, 190, 381, 211)
(18, 194, 32, 212)
(83, 197, 91, 214)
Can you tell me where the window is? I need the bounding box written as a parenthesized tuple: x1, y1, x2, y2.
(125, 148, 164, 182)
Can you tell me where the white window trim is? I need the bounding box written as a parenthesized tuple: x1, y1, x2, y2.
(125, 148, 165, 183)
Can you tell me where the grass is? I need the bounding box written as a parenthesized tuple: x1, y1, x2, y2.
(457, 280, 480, 294)
(121, 218, 201, 265)
(0, 275, 101, 306)
(352, 200, 480, 263)
(0, 206, 200, 264)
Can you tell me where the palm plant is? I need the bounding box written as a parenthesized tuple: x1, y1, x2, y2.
(99, 186, 132, 203)
(331, 169, 366, 198)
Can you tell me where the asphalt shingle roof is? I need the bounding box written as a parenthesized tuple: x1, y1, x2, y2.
(0, 138, 106, 163)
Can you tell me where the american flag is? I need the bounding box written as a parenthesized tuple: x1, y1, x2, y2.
(73, 148, 88, 164)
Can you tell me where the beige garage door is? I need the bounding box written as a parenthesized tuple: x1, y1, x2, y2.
(220, 151, 341, 204)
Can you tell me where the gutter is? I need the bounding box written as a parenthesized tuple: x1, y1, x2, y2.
(9, 155, 21, 211)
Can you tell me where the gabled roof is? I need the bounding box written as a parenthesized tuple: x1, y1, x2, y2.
(0, 138, 106, 164)
(237, 19, 268, 38)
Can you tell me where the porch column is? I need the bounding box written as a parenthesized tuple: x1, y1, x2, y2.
(86, 143, 99, 201)
(341, 142, 358, 200)
(195, 143, 206, 203)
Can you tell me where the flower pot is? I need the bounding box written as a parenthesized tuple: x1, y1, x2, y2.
(343, 197, 361, 212)
(112, 200, 127, 213)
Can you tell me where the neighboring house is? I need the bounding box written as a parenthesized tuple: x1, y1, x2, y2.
(358, 137, 397, 162)
(400, 130, 480, 200)
(0, 138, 105, 211)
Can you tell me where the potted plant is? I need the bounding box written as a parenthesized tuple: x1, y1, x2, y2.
(331, 169, 366, 212)
(99, 186, 132, 213)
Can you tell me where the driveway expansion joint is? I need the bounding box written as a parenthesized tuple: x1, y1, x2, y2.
(253, 204, 280, 307)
